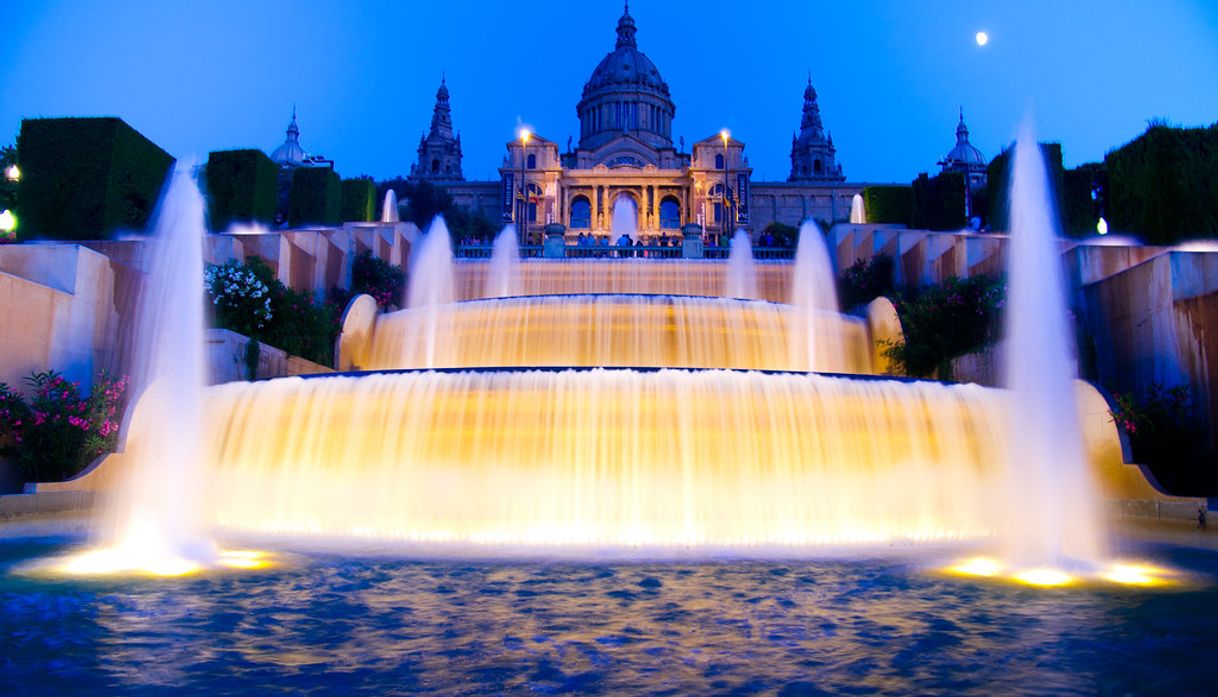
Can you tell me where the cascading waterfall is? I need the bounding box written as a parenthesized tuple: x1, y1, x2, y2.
(486, 224, 521, 298)
(71, 164, 216, 574)
(381, 189, 399, 223)
(725, 230, 757, 299)
(364, 294, 870, 373)
(454, 261, 794, 302)
(202, 369, 1016, 546)
(1002, 127, 1106, 570)
(405, 216, 456, 367)
(790, 220, 845, 371)
(611, 194, 638, 242)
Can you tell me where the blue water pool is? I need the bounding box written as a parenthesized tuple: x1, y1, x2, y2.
(1, 536, 1215, 695)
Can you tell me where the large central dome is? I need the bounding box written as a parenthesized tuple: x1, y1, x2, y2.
(576, 5, 676, 151)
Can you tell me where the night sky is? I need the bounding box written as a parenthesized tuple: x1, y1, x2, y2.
(3, 0, 1216, 183)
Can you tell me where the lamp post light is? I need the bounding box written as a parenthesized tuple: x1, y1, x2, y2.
(3, 164, 19, 182)
(519, 128, 531, 246)
(720, 129, 730, 247)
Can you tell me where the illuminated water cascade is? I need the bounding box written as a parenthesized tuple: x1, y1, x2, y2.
(381, 189, 399, 223)
(725, 230, 758, 299)
(486, 224, 521, 298)
(455, 260, 792, 302)
(84, 164, 217, 574)
(1002, 127, 1106, 570)
(201, 369, 1022, 546)
(612, 193, 638, 242)
(405, 216, 456, 367)
(790, 220, 845, 371)
(363, 295, 870, 373)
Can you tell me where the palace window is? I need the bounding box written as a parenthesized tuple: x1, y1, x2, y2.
(431, 158, 440, 173)
(715, 153, 724, 170)
(527, 153, 536, 170)
(660, 197, 680, 229)
(570, 196, 592, 229)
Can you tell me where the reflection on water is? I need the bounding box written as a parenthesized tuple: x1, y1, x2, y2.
(2, 538, 1216, 695)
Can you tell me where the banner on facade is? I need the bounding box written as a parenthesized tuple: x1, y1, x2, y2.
(501, 173, 515, 220)
(736, 172, 750, 223)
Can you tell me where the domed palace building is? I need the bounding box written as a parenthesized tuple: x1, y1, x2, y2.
(416, 4, 865, 244)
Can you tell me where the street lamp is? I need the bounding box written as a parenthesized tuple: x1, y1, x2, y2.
(4, 164, 19, 182)
(519, 128, 531, 245)
(720, 129, 730, 246)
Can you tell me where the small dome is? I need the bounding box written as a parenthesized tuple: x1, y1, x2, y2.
(270, 109, 309, 167)
(946, 141, 985, 166)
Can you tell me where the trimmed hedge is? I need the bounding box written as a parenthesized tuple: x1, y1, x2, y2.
(1105, 124, 1218, 244)
(861, 185, 912, 225)
(205, 149, 278, 231)
(911, 171, 965, 231)
(288, 166, 341, 227)
(16, 117, 174, 239)
(341, 178, 376, 222)
(1062, 163, 1105, 237)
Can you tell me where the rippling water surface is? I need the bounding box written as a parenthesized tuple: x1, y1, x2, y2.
(1, 537, 1215, 695)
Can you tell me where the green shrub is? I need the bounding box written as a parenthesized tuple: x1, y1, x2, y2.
(204, 256, 341, 366)
(341, 178, 376, 222)
(862, 185, 912, 225)
(1110, 384, 1213, 495)
(1105, 123, 1218, 244)
(0, 371, 129, 482)
(352, 251, 405, 309)
(987, 142, 1066, 233)
(911, 172, 966, 231)
(16, 117, 174, 239)
(762, 221, 799, 247)
(205, 149, 278, 231)
(884, 274, 1005, 379)
(838, 254, 894, 310)
(288, 167, 341, 227)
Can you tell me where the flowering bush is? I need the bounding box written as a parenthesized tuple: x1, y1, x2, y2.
(883, 274, 1006, 379)
(0, 371, 129, 482)
(351, 251, 406, 310)
(205, 260, 273, 336)
(206, 256, 341, 367)
(838, 254, 895, 311)
(1110, 384, 1214, 495)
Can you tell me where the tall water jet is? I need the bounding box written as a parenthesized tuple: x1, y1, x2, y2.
(486, 223, 521, 298)
(850, 194, 866, 224)
(405, 216, 456, 367)
(77, 164, 216, 574)
(1003, 126, 1105, 570)
(381, 189, 399, 223)
(611, 193, 638, 242)
(725, 229, 757, 299)
(790, 220, 845, 370)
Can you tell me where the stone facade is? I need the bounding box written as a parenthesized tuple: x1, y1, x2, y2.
(418, 5, 867, 242)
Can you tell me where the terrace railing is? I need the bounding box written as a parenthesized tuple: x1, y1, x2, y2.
(453, 243, 796, 261)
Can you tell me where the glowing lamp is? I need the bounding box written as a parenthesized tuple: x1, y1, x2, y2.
(719, 129, 730, 145)
(1097, 217, 1109, 235)
(3, 164, 18, 182)
(519, 128, 532, 146)
(0, 209, 16, 233)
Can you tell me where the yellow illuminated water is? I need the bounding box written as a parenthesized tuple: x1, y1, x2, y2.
(179, 368, 1083, 546)
(454, 260, 793, 302)
(364, 295, 868, 373)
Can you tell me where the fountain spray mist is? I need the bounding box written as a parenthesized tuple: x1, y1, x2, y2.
(405, 216, 456, 367)
(790, 220, 845, 371)
(1002, 124, 1105, 569)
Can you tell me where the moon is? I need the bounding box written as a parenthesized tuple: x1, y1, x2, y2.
(975, 31, 989, 46)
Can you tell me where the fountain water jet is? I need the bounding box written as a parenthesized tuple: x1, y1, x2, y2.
(725, 229, 757, 299)
(486, 224, 521, 298)
(1002, 125, 1106, 571)
(790, 220, 846, 370)
(59, 164, 217, 576)
(405, 216, 456, 368)
(850, 194, 866, 224)
(381, 189, 399, 223)
(611, 194, 638, 242)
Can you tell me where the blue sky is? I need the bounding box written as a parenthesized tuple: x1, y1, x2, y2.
(3, 0, 1216, 183)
